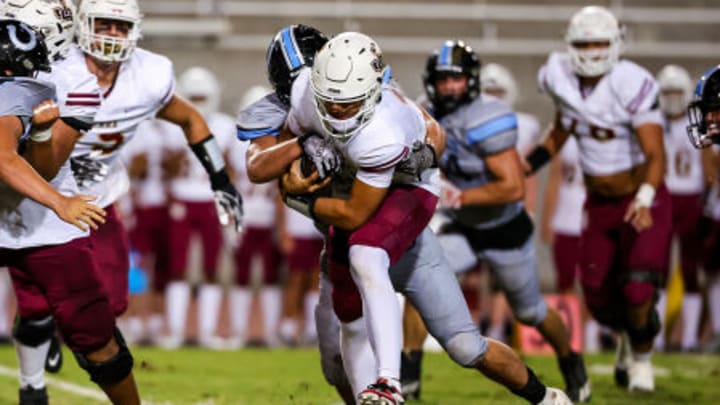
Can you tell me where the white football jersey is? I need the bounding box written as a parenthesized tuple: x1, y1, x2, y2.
(551, 136, 586, 236)
(0, 52, 103, 249)
(120, 120, 168, 208)
(539, 52, 663, 177)
(164, 112, 237, 202)
(663, 115, 704, 195)
(227, 139, 277, 228)
(516, 112, 541, 154)
(69, 47, 176, 208)
(287, 69, 440, 195)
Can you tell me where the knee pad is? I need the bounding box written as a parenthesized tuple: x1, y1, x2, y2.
(625, 306, 660, 343)
(74, 328, 133, 385)
(513, 300, 548, 327)
(12, 316, 55, 347)
(444, 331, 488, 368)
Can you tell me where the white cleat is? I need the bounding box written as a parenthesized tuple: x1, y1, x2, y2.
(537, 387, 574, 405)
(628, 360, 654, 392)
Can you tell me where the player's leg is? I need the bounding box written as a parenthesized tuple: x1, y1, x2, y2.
(315, 267, 356, 404)
(620, 186, 672, 392)
(19, 238, 140, 404)
(674, 194, 703, 351)
(400, 302, 426, 400)
(163, 202, 193, 348)
(8, 265, 54, 403)
(398, 229, 571, 405)
(484, 236, 589, 402)
(195, 202, 224, 348)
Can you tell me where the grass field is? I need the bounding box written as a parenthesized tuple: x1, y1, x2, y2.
(0, 346, 718, 405)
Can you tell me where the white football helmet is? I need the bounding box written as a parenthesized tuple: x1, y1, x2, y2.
(565, 6, 623, 77)
(238, 85, 271, 113)
(480, 63, 518, 106)
(311, 31, 387, 141)
(1, 0, 76, 62)
(76, 0, 141, 63)
(179, 66, 221, 117)
(657, 64, 693, 117)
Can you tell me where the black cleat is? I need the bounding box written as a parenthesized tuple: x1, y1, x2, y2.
(19, 386, 48, 405)
(400, 350, 423, 400)
(559, 351, 591, 403)
(45, 334, 63, 374)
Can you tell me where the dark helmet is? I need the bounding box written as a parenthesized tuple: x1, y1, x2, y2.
(687, 65, 720, 148)
(422, 40, 480, 117)
(266, 24, 328, 105)
(0, 19, 51, 77)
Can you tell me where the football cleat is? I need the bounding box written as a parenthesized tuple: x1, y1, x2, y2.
(45, 334, 63, 374)
(558, 351, 591, 402)
(628, 360, 654, 392)
(536, 387, 574, 405)
(358, 378, 405, 405)
(614, 332, 632, 388)
(19, 386, 48, 405)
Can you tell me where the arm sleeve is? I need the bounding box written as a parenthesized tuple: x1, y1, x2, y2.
(236, 94, 287, 140)
(465, 100, 518, 156)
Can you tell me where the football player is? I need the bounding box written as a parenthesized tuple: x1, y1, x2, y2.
(282, 31, 572, 405)
(654, 65, 712, 352)
(687, 65, 720, 148)
(0, 18, 140, 405)
(400, 40, 590, 403)
(158, 66, 239, 349)
(525, 6, 671, 392)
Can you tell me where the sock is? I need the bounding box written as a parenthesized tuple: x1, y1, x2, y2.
(198, 283, 222, 340)
(279, 318, 297, 343)
(584, 319, 600, 353)
(400, 350, 423, 382)
(340, 317, 378, 397)
(147, 313, 164, 338)
(511, 367, 546, 404)
(165, 281, 190, 340)
(348, 245, 400, 381)
(303, 291, 319, 341)
(260, 287, 281, 344)
(15, 317, 52, 390)
(654, 290, 667, 351)
(632, 350, 652, 363)
(229, 287, 252, 338)
(681, 293, 702, 351)
(710, 277, 720, 334)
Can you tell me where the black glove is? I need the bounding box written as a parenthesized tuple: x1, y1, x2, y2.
(70, 152, 109, 188)
(396, 141, 437, 177)
(211, 171, 244, 233)
(298, 133, 342, 179)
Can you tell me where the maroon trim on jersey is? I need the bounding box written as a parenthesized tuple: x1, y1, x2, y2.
(66, 100, 102, 106)
(362, 146, 409, 173)
(67, 92, 101, 98)
(626, 78, 653, 114)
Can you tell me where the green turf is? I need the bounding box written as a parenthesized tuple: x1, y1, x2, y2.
(0, 346, 718, 404)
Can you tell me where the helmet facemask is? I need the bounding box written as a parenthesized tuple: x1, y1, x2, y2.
(77, 0, 142, 63)
(565, 6, 623, 78)
(312, 83, 382, 142)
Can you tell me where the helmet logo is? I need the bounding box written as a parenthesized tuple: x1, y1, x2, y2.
(7, 24, 37, 52)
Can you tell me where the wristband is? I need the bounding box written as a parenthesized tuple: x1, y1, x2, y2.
(190, 134, 226, 175)
(525, 145, 551, 174)
(634, 183, 656, 208)
(285, 194, 317, 220)
(29, 127, 52, 143)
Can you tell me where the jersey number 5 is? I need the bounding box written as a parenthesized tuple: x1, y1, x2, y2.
(93, 133, 125, 155)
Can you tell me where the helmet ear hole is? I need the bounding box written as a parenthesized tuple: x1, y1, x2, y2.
(0, 19, 51, 76)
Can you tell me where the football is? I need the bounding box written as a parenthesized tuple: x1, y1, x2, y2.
(299, 156, 316, 177)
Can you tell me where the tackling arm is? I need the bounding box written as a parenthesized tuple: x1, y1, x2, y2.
(312, 178, 389, 230)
